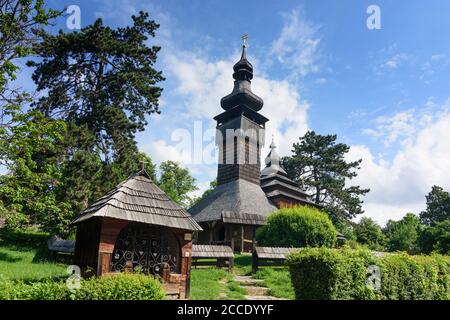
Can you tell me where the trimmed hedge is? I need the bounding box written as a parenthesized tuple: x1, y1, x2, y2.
(0, 273, 165, 300)
(257, 206, 337, 248)
(286, 247, 450, 300)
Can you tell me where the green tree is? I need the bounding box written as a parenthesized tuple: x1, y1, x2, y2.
(0, 0, 60, 123)
(281, 131, 369, 223)
(0, 110, 70, 234)
(354, 217, 386, 251)
(158, 161, 197, 208)
(384, 213, 423, 254)
(420, 186, 450, 226)
(256, 206, 337, 248)
(27, 11, 164, 211)
(188, 179, 216, 208)
(419, 220, 450, 254)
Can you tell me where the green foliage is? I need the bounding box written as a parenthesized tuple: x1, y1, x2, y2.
(384, 213, 423, 254)
(419, 220, 450, 254)
(420, 186, 450, 226)
(0, 110, 72, 235)
(286, 247, 378, 300)
(354, 217, 386, 251)
(286, 247, 450, 300)
(380, 253, 450, 300)
(0, 0, 60, 98)
(74, 273, 165, 300)
(0, 273, 165, 300)
(281, 131, 370, 222)
(158, 161, 197, 208)
(256, 206, 337, 248)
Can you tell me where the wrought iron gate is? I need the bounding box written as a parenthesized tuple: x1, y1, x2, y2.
(110, 223, 180, 275)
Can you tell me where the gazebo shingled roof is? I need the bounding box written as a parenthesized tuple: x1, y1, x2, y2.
(72, 170, 202, 231)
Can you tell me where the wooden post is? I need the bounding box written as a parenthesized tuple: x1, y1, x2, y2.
(240, 225, 244, 253)
(209, 222, 213, 244)
(252, 226, 256, 251)
(228, 257, 234, 272)
(252, 250, 258, 274)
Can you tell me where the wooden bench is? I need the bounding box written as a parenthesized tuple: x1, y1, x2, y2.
(252, 246, 300, 274)
(47, 236, 75, 258)
(192, 244, 234, 271)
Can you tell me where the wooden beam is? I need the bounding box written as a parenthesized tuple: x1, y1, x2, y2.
(240, 225, 244, 253)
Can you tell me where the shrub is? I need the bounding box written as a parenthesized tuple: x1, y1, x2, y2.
(75, 273, 165, 300)
(257, 206, 337, 248)
(286, 247, 378, 300)
(286, 248, 450, 300)
(0, 273, 165, 300)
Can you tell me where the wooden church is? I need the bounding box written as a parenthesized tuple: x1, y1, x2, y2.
(189, 42, 316, 252)
(72, 170, 202, 298)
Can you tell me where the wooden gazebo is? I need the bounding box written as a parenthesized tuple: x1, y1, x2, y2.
(71, 170, 202, 298)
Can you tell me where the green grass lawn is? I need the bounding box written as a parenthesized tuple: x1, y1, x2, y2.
(0, 229, 68, 282)
(254, 268, 295, 299)
(190, 268, 246, 300)
(232, 254, 295, 300)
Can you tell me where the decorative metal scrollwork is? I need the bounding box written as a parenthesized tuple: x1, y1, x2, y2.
(110, 223, 180, 275)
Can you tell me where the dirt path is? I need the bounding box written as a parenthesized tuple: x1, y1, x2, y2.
(234, 275, 287, 300)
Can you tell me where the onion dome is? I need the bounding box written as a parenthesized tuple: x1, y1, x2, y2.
(220, 44, 264, 111)
(261, 139, 287, 176)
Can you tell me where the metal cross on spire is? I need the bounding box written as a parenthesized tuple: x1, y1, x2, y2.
(241, 33, 248, 48)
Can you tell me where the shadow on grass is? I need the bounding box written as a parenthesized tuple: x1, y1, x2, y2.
(0, 252, 22, 263)
(0, 228, 49, 248)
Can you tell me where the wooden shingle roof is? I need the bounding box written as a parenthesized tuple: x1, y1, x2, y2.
(254, 246, 301, 259)
(189, 179, 277, 226)
(72, 170, 202, 231)
(192, 245, 234, 258)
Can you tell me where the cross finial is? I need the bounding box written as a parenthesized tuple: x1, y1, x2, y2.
(139, 160, 149, 171)
(241, 33, 248, 48)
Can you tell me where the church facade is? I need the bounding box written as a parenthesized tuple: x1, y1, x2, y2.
(189, 43, 316, 252)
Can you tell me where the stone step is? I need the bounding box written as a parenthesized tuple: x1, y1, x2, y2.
(235, 276, 264, 286)
(246, 295, 288, 300)
(244, 286, 270, 296)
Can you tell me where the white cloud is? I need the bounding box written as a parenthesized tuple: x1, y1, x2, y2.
(370, 45, 409, 75)
(270, 8, 321, 78)
(164, 51, 309, 159)
(382, 53, 408, 69)
(350, 101, 450, 225)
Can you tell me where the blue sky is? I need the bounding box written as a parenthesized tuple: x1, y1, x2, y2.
(12, 0, 450, 224)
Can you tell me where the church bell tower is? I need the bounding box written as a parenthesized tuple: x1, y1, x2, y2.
(215, 36, 269, 186)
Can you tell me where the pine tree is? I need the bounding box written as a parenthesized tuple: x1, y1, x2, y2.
(281, 131, 369, 222)
(27, 11, 165, 209)
(420, 186, 450, 226)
